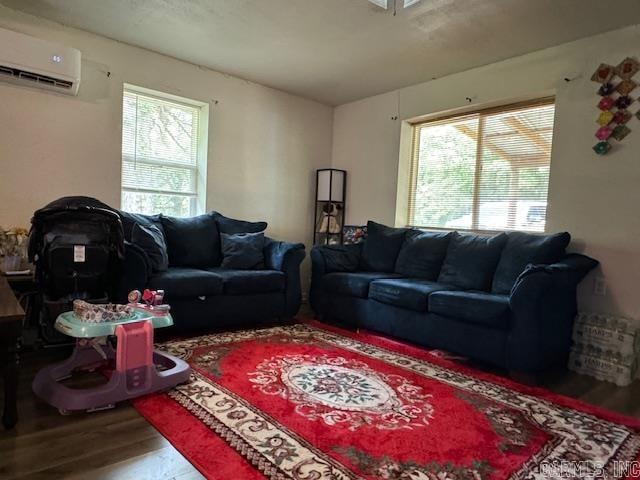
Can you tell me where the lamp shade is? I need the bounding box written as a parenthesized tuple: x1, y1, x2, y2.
(317, 169, 345, 202)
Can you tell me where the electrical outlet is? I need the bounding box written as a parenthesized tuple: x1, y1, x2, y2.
(593, 276, 607, 296)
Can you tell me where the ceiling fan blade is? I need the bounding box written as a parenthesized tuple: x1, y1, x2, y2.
(368, 0, 388, 9)
(367, 0, 420, 10)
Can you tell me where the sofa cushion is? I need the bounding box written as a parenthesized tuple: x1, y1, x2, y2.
(360, 221, 407, 272)
(429, 290, 511, 329)
(437, 232, 507, 291)
(131, 223, 169, 272)
(212, 211, 267, 234)
(492, 231, 571, 294)
(322, 272, 402, 298)
(369, 278, 458, 312)
(148, 268, 223, 297)
(161, 214, 220, 267)
(207, 268, 285, 294)
(395, 230, 452, 280)
(220, 232, 265, 270)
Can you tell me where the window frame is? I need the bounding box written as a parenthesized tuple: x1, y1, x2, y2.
(120, 83, 209, 217)
(405, 97, 555, 234)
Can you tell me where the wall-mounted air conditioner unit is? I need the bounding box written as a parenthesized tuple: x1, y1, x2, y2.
(0, 27, 81, 96)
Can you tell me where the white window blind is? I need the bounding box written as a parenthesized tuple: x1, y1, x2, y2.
(121, 87, 204, 217)
(408, 99, 555, 232)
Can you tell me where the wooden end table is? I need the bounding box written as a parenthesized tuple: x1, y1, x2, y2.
(0, 276, 24, 429)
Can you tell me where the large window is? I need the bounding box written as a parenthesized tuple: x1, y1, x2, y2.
(121, 85, 208, 217)
(408, 99, 555, 232)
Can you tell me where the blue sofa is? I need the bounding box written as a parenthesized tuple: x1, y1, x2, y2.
(310, 221, 598, 373)
(117, 211, 305, 332)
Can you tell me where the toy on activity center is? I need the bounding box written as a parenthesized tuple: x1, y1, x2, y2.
(32, 289, 191, 415)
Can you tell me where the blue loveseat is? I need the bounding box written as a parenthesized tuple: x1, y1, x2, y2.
(117, 211, 305, 332)
(310, 221, 598, 373)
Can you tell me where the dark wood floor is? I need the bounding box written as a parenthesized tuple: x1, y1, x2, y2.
(0, 348, 204, 480)
(1, 328, 639, 479)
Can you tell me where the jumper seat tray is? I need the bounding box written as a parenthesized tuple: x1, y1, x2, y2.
(55, 308, 174, 337)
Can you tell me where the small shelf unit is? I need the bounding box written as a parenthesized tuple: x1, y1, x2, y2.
(313, 169, 347, 246)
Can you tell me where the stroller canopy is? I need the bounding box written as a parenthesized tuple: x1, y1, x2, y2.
(29, 196, 125, 263)
(28, 196, 126, 299)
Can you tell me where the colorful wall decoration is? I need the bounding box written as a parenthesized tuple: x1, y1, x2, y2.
(591, 57, 639, 155)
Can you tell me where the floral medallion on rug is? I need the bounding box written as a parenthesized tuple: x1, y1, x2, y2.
(133, 322, 640, 480)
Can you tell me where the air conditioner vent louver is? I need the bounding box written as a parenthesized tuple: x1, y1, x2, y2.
(0, 65, 73, 89)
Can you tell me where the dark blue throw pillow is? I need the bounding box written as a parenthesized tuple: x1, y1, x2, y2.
(131, 223, 169, 272)
(437, 232, 508, 291)
(161, 214, 220, 267)
(360, 221, 408, 272)
(492, 231, 571, 294)
(220, 232, 265, 270)
(319, 244, 362, 273)
(212, 211, 267, 234)
(395, 230, 453, 280)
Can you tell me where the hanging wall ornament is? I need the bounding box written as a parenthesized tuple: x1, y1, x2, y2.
(595, 126, 613, 140)
(598, 96, 615, 110)
(611, 124, 631, 141)
(597, 110, 614, 126)
(614, 95, 634, 109)
(615, 57, 640, 80)
(592, 141, 611, 155)
(616, 79, 637, 96)
(613, 109, 632, 125)
(591, 57, 638, 155)
(598, 83, 615, 96)
(591, 63, 615, 83)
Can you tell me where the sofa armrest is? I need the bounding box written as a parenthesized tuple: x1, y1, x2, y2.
(507, 253, 599, 372)
(309, 244, 362, 313)
(115, 241, 152, 302)
(510, 253, 599, 298)
(264, 238, 305, 271)
(264, 238, 306, 318)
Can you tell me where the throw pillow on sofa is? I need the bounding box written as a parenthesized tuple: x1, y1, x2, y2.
(212, 211, 267, 234)
(492, 231, 571, 294)
(319, 244, 362, 273)
(220, 232, 265, 269)
(395, 230, 452, 280)
(438, 232, 508, 291)
(161, 214, 221, 267)
(131, 223, 169, 272)
(360, 221, 408, 272)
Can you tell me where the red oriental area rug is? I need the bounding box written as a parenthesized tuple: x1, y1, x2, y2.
(133, 322, 640, 479)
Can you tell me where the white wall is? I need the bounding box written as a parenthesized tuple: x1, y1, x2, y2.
(332, 24, 640, 320)
(0, 6, 333, 287)
(2, 5, 639, 318)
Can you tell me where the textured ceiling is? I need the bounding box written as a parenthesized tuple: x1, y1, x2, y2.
(2, 0, 640, 105)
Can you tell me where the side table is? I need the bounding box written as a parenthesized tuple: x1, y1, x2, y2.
(0, 276, 24, 429)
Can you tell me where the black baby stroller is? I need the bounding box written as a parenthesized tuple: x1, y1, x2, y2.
(28, 197, 125, 343)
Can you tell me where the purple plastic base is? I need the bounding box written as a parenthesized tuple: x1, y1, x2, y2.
(32, 342, 191, 413)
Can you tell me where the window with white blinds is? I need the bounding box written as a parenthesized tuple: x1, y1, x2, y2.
(408, 99, 555, 232)
(121, 86, 206, 217)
